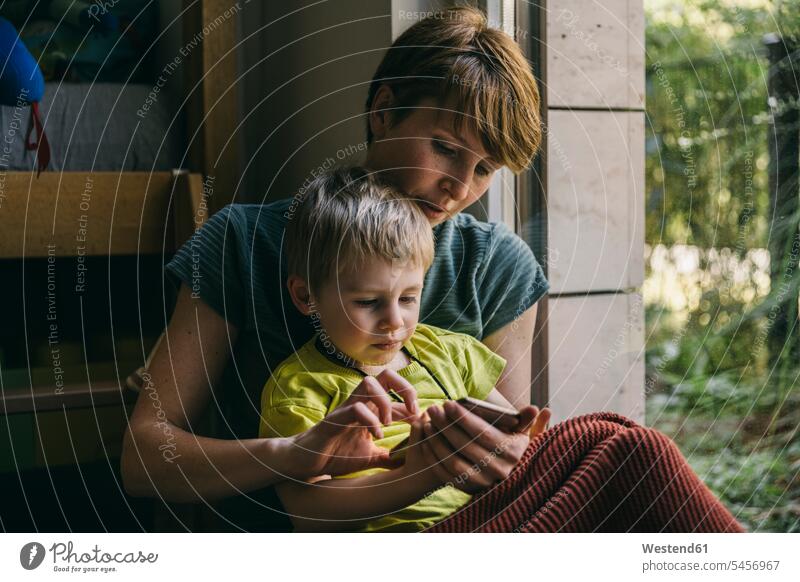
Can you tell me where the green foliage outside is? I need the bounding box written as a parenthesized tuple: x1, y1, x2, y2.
(645, 0, 799, 532)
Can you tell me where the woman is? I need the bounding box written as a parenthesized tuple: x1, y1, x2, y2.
(120, 6, 743, 532)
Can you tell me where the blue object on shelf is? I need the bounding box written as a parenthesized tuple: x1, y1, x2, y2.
(0, 17, 44, 106)
(0, 17, 49, 174)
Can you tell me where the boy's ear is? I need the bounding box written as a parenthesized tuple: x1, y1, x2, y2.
(368, 84, 395, 140)
(287, 274, 314, 316)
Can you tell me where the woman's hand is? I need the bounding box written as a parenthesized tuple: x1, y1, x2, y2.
(286, 369, 418, 479)
(394, 413, 447, 492)
(418, 401, 551, 494)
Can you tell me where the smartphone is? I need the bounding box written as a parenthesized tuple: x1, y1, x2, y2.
(388, 399, 520, 462)
(456, 397, 521, 430)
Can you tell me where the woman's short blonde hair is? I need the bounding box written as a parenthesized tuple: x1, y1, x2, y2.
(366, 5, 541, 173)
(285, 166, 434, 293)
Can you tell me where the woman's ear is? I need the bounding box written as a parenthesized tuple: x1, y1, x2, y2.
(287, 274, 314, 316)
(368, 84, 395, 140)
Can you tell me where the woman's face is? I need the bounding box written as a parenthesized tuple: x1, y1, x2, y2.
(364, 89, 500, 227)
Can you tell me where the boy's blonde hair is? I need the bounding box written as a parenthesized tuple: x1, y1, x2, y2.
(366, 5, 541, 173)
(285, 166, 434, 293)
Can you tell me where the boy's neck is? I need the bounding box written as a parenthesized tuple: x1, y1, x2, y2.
(357, 349, 412, 376)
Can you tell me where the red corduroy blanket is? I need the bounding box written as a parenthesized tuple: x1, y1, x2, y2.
(426, 412, 745, 533)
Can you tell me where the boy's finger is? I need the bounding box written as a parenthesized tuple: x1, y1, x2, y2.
(351, 402, 384, 440)
(375, 369, 419, 415)
(355, 376, 394, 425)
(390, 402, 418, 422)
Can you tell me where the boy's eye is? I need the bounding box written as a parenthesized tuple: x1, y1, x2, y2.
(400, 296, 418, 304)
(354, 299, 377, 307)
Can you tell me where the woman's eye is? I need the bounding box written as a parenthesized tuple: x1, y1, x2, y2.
(433, 140, 456, 156)
(476, 165, 491, 177)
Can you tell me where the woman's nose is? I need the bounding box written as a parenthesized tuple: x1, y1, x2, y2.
(439, 168, 471, 201)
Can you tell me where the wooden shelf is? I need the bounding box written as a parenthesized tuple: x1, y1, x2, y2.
(0, 170, 205, 259)
(1, 380, 138, 415)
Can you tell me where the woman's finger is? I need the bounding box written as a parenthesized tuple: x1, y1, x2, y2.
(429, 407, 513, 482)
(426, 405, 494, 463)
(422, 420, 476, 480)
(408, 417, 425, 445)
(419, 440, 454, 483)
(418, 425, 466, 484)
(530, 407, 551, 437)
(370, 448, 402, 470)
(514, 405, 539, 435)
(440, 401, 510, 455)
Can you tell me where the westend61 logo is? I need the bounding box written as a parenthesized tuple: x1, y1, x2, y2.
(19, 541, 158, 573)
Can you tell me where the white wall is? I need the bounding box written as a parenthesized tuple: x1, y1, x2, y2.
(239, 1, 392, 202)
(544, 0, 646, 423)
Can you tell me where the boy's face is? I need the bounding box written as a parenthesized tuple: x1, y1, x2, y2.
(365, 93, 500, 227)
(309, 258, 425, 366)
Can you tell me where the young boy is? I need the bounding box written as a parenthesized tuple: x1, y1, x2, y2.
(259, 166, 522, 532)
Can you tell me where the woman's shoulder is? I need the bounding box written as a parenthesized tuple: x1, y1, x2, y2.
(434, 214, 529, 259)
(213, 199, 293, 235)
(182, 200, 294, 261)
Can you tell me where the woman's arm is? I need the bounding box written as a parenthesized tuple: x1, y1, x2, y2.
(277, 421, 441, 532)
(482, 304, 537, 408)
(121, 284, 298, 502)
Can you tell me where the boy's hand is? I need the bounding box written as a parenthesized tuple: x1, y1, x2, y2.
(418, 402, 551, 494)
(347, 369, 419, 425)
(288, 370, 418, 479)
(396, 413, 446, 492)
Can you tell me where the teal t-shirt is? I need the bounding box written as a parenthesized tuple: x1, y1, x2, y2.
(165, 198, 548, 441)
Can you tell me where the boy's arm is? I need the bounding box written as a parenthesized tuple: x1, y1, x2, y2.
(277, 421, 441, 532)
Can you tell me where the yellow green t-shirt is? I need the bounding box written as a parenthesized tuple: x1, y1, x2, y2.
(258, 323, 506, 532)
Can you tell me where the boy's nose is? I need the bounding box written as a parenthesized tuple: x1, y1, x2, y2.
(380, 305, 405, 331)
